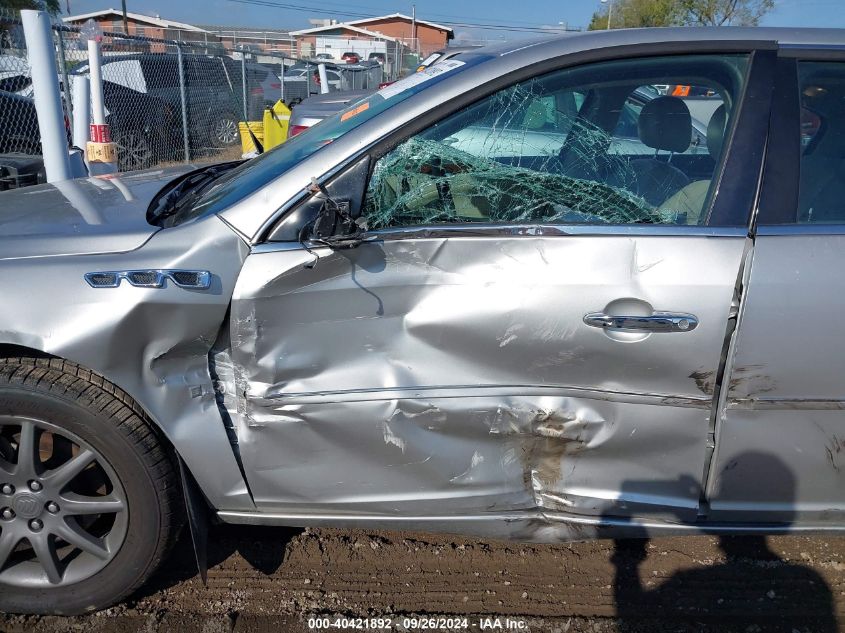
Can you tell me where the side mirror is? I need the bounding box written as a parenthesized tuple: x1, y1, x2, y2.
(304, 197, 366, 249)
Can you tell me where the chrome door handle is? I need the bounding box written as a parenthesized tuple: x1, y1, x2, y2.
(583, 311, 698, 333)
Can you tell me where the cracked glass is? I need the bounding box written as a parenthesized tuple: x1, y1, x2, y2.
(364, 55, 748, 230)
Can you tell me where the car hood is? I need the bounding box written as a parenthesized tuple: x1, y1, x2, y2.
(0, 166, 196, 260)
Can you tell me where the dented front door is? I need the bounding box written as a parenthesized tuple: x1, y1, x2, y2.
(227, 229, 746, 520)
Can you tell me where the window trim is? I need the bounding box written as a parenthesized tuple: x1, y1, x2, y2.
(754, 56, 800, 226)
(365, 52, 772, 233)
(704, 48, 776, 226)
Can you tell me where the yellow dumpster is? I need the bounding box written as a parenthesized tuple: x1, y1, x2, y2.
(238, 121, 264, 155)
(262, 100, 291, 150)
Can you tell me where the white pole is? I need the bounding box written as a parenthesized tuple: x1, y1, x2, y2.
(20, 10, 71, 183)
(71, 74, 90, 148)
(318, 63, 329, 94)
(87, 38, 106, 126)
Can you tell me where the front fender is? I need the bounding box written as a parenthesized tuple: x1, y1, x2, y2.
(0, 216, 254, 511)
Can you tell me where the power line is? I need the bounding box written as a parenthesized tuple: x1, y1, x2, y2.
(224, 0, 578, 33)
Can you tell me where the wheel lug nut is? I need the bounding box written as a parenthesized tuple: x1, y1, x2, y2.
(29, 519, 43, 531)
(28, 480, 42, 492)
(46, 502, 59, 514)
(1, 484, 13, 495)
(1, 507, 15, 520)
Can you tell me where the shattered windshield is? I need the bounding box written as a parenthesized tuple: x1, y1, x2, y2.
(363, 55, 748, 230)
(366, 137, 655, 228)
(175, 55, 492, 225)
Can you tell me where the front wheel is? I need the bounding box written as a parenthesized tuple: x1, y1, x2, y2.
(0, 358, 182, 614)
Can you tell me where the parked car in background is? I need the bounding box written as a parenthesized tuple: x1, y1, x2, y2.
(341, 51, 361, 64)
(250, 62, 286, 109)
(0, 91, 69, 189)
(100, 81, 182, 171)
(2, 28, 845, 617)
(74, 53, 264, 151)
(283, 64, 343, 103)
(0, 89, 42, 155)
(368, 52, 386, 64)
(287, 88, 374, 137)
(314, 53, 334, 62)
(0, 67, 180, 171)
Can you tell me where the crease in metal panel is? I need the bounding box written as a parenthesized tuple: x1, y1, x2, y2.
(0, 191, 255, 510)
(225, 232, 742, 530)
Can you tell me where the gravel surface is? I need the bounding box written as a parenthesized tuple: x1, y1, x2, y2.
(2, 525, 844, 632)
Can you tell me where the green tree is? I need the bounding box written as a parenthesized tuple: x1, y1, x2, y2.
(677, 0, 775, 25)
(588, 0, 680, 30)
(587, 0, 773, 30)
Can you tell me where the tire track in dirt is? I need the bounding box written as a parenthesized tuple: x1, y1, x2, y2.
(3, 526, 845, 631)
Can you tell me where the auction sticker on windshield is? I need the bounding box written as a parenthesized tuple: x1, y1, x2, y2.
(378, 59, 466, 100)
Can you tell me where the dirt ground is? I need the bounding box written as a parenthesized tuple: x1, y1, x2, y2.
(2, 525, 845, 632)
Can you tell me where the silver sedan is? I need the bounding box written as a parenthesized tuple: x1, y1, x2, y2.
(0, 26, 844, 614)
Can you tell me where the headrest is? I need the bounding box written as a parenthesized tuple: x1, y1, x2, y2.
(707, 104, 728, 159)
(638, 96, 692, 154)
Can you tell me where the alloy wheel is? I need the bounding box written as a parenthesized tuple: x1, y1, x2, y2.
(114, 130, 154, 171)
(212, 116, 239, 146)
(0, 417, 128, 588)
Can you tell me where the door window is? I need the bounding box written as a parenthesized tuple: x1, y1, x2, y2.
(796, 62, 845, 223)
(363, 55, 747, 229)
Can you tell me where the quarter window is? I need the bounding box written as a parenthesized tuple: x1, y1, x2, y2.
(797, 62, 845, 223)
(363, 55, 747, 230)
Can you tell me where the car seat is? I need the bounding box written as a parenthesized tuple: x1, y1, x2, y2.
(628, 96, 693, 206)
(657, 104, 727, 223)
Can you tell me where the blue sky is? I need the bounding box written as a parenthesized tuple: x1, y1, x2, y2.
(61, 0, 845, 39)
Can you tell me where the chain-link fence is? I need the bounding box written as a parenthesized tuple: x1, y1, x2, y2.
(0, 8, 407, 186)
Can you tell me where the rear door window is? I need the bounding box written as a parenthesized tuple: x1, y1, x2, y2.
(796, 62, 845, 223)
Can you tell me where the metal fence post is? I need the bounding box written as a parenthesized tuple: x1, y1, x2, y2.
(71, 75, 89, 148)
(55, 25, 71, 115)
(306, 61, 311, 97)
(20, 10, 71, 183)
(280, 57, 285, 104)
(176, 44, 191, 163)
(241, 50, 248, 120)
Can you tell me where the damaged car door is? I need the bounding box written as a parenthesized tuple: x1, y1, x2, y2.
(706, 54, 845, 524)
(226, 51, 773, 524)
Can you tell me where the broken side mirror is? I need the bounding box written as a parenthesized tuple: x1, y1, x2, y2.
(303, 192, 367, 250)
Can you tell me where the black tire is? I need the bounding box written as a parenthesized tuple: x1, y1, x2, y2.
(0, 357, 182, 615)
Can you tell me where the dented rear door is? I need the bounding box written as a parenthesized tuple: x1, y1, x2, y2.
(226, 50, 773, 523)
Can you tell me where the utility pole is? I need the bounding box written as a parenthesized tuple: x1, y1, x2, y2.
(121, 0, 129, 34)
(411, 4, 417, 54)
(602, 0, 614, 29)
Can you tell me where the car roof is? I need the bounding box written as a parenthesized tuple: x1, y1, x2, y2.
(477, 27, 845, 61)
